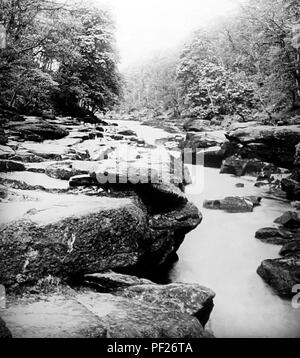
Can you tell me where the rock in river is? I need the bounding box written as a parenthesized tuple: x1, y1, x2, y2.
(257, 257, 300, 297)
(274, 211, 300, 229)
(203, 196, 261, 212)
(255, 227, 294, 245)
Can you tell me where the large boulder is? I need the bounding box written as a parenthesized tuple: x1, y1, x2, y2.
(0, 189, 202, 289)
(257, 257, 300, 297)
(0, 192, 147, 288)
(220, 155, 265, 176)
(226, 125, 300, 168)
(92, 145, 188, 185)
(84, 272, 215, 327)
(134, 202, 202, 273)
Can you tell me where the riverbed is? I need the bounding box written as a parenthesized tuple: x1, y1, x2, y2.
(109, 119, 300, 338)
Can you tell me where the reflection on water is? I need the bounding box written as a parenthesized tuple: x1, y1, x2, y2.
(109, 119, 300, 338)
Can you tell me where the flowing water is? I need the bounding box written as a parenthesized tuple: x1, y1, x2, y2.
(109, 119, 300, 338)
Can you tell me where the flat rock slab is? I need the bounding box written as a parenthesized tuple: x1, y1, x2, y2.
(7, 119, 69, 141)
(0, 284, 211, 338)
(0, 292, 107, 338)
(17, 143, 87, 161)
(0, 171, 69, 190)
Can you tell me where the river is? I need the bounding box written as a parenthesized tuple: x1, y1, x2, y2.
(108, 119, 300, 338)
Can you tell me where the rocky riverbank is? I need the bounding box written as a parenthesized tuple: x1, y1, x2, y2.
(0, 115, 214, 338)
(178, 117, 300, 300)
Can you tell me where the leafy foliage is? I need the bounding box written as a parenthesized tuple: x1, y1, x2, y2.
(177, 0, 300, 119)
(0, 0, 121, 116)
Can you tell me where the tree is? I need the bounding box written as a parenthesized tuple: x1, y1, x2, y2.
(176, 0, 300, 119)
(0, 0, 122, 116)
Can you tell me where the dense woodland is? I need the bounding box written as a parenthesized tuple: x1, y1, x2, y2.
(121, 0, 300, 122)
(0, 0, 121, 118)
(0, 0, 299, 122)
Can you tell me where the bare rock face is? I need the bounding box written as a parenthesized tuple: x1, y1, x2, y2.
(0, 273, 215, 338)
(257, 257, 300, 297)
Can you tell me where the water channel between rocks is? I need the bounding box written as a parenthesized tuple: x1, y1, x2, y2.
(110, 119, 300, 338)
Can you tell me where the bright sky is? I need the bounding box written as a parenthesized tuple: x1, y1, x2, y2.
(95, 0, 240, 69)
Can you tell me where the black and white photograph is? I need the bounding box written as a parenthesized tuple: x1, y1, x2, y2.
(0, 0, 300, 343)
